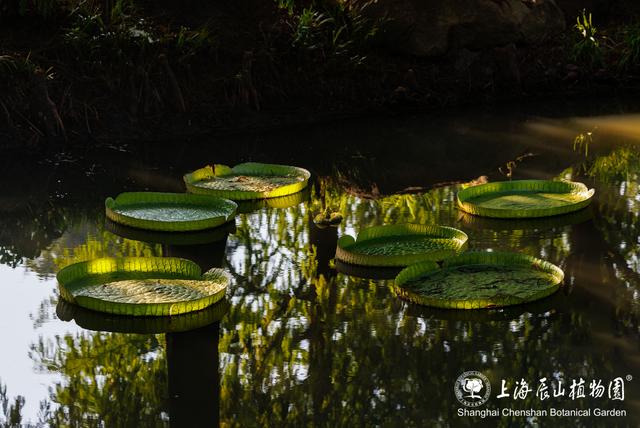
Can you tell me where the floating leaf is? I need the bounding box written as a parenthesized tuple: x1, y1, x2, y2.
(184, 163, 311, 200)
(56, 257, 229, 316)
(335, 224, 468, 267)
(395, 252, 564, 309)
(105, 192, 237, 232)
(457, 180, 594, 218)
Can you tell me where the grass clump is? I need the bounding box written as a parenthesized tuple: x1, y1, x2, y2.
(283, 0, 386, 68)
(570, 10, 604, 68)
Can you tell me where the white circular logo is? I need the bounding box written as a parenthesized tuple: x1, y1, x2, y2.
(454, 371, 491, 407)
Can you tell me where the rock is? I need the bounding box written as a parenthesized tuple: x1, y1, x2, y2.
(359, 0, 566, 57)
(520, 0, 567, 44)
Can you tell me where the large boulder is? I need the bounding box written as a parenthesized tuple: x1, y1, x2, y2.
(362, 0, 566, 57)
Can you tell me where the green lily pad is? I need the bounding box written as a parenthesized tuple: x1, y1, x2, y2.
(105, 218, 235, 246)
(105, 192, 237, 232)
(457, 180, 594, 218)
(56, 299, 230, 333)
(56, 257, 229, 316)
(335, 224, 468, 267)
(183, 163, 311, 200)
(395, 252, 564, 309)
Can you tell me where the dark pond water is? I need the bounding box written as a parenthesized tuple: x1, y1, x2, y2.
(1, 102, 640, 427)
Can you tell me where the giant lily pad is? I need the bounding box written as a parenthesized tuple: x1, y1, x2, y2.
(105, 192, 237, 232)
(395, 251, 564, 309)
(56, 257, 229, 316)
(56, 299, 230, 333)
(183, 163, 311, 200)
(457, 180, 594, 218)
(335, 224, 468, 267)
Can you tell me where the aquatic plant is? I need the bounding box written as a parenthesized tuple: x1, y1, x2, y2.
(184, 163, 311, 200)
(395, 252, 564, 309)
(587, 145, 640, 183)
(287, 0, 385, 67)
(57, 257, 229, 316)
(457, 180, 595, 219)
(105, 192, 237, 232)
(336, 223, 468, 267)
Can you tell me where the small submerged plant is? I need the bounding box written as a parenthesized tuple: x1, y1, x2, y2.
(573, 130, 594, 158)
(456, 180, 595, 218)
(56, 257, 229, 316)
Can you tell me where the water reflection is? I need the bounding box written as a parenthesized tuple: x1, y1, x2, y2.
(0, 112, 640, 426)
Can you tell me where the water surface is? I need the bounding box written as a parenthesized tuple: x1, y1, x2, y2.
(1, 104, 640, 427)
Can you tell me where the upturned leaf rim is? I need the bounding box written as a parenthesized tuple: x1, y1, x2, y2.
(56, 257, 229, 316)
(394, 251, 564, 309)
(335, 223, 469, 267)
(105, 192, 237, 232)
(183, 162, 311, 200)
(456, 179, 595, 219)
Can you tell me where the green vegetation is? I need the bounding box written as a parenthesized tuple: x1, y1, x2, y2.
(4, 2, 640, 150)
(336, 223, 468, 267)
(57, 258, 228, 315)
(105, 192, 237, 232)
(395, 252, 564, 309)
(457, 180, 595, 219)
(569, 9, 640, 72)
(184, 163, 311, 200)
(0, 0, 389, 146)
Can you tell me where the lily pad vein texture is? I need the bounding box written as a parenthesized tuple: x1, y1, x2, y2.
(105, 192, 237, 232)
(394, 251, 564, 309)
(56, 257, 229, 316)
(335, 223, 468, 267)
(183, 162, 311, 200)
(457, 180, 595, 218)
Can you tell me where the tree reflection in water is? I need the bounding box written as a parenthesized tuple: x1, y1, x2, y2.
(1, 145, 639, 426)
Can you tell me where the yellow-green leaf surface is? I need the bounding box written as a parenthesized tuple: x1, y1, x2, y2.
(335, 224, 468, 267)
(457, 180, 594, 218)
(56, 257, 229, 316)
(395, 252, 564, 309)
(183, 163, 311, 200)
(105, 192, 237, 232)
(56, 299, 230, 333)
